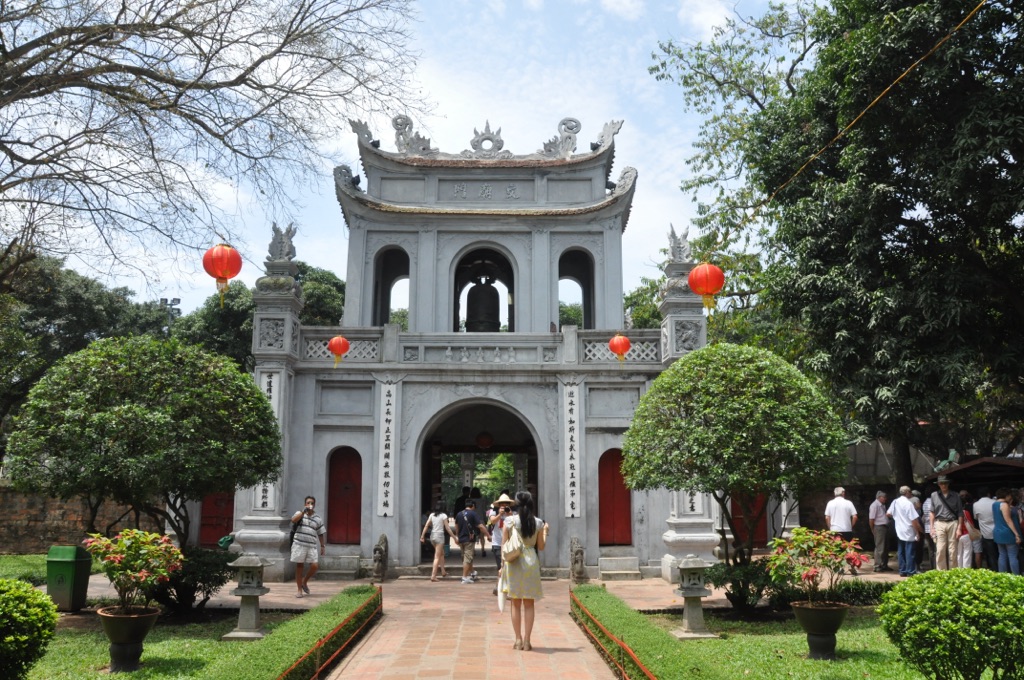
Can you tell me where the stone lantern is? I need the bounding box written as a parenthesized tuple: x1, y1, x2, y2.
(672, 555, 717, 639)
(222, 553, 273, 641)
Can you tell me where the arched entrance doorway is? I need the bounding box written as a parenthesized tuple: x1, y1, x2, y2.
(419, 402, 537, 563)
(327, 447, 362, 544)
(598, 448, 632, 545)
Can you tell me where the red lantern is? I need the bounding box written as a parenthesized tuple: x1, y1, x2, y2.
(202, 244, 243, 307)
(608, 334, 631, 362)
(687, 262, 725, 312)
(327, 336, 350, 368)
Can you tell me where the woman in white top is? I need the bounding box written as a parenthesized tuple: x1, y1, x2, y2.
(420, 500, 458, 581)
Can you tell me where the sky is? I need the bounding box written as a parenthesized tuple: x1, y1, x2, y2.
(150, 0, 769, 315)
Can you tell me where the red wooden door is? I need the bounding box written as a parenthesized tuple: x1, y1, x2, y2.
(730, 493, 768, 547)
(198, 492, 234, 547)
(328, 448, 362, 544)
(598, 449, 632, 545)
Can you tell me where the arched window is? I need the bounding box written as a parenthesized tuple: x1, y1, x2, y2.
(558, 250, 595, 329)
(453, 247, 515, 332)
(372, 248, 410, 327)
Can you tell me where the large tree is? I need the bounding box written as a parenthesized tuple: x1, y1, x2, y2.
(621, 343, 848, 567)
(748, 0, 1024, 481)
(0, 0, 419, 290)
(5, 336, 282, 545)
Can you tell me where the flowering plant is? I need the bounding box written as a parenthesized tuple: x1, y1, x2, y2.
(765, 527, 868, 606)
(83, 529, 184, 613)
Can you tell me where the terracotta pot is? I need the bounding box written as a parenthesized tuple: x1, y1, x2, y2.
(790, 601, 849, 660)
(96, 606, 160, 672)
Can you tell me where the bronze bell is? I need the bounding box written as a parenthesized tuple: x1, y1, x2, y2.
(466, 278, 500, 332)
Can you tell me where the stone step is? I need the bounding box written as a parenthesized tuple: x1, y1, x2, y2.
(316, 569, 359, 581)
(598, 556, 640, 572)
(601, 570, 643, 581)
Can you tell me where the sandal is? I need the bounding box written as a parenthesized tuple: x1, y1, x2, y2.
(523, 642, 532, 651)
(513, 640, 523, 650)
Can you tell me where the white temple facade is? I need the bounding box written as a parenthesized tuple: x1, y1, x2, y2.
(235, 115, 729, 581)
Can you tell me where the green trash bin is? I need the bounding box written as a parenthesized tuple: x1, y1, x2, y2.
(46, 545, 92, 612)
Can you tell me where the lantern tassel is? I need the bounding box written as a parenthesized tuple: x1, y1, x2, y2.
(333, 356, 342, 368)
(217, 278, 228, 309)
(702, 294, 716, 313)
(615, 353, 625, 362)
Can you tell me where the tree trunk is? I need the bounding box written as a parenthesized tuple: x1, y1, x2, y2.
(891, 431, 914, 487)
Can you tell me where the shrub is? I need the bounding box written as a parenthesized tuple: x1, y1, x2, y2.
(878, 569, 1024, 680)
(704, 560, 773, 611)
(145, 546, 234, 614)
(0, 578, 59, 680)
(769, 576, 895, 609)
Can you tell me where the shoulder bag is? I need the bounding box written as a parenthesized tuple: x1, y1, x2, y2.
(502, 522, 524, 563)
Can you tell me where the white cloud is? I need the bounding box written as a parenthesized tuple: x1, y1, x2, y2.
(675, 0, 732, 40)
(600, 0, 645, 21)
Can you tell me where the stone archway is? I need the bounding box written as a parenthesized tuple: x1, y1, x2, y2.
(418, 402, 538, 562)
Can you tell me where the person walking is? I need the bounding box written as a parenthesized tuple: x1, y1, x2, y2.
(503, 491, 547, 651)
(868, 490, 891, 572)
(887, 486, 922, 577)
(973, 487, 999, 570)
(993, 487, 1022, 575)
(290, 495, 326, 598)
(455, 499, 490, 584)
(929, 476, 964, 571)
(420, 500, 458, 581)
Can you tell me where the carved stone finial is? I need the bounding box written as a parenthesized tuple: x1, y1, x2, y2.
(267, 222, 297, 263)
(349, 119, 376, 146)
(539, 118, 581, 158)
(669, 223, 692, 263)
(393, 115, 437, 156)
(461, 121, 513, 159)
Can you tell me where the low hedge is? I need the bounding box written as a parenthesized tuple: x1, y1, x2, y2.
(769, 576, 896, 608)
(572, 584, 708, 680)
(0, 578, 59, 680)
(196, 584, 381, 680)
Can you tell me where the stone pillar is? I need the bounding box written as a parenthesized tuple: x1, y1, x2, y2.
(238, 226, 304, 581)
(661, 491, 721, 582)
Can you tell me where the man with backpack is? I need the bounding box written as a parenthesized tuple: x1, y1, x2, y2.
(455, 499, 490, 584)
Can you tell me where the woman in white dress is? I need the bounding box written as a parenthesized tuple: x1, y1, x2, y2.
(503, 491, 548, 651)
(420, 500, 458, 581)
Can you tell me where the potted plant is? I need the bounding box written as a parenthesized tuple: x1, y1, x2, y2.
(83, 529, 184, 672)
(766, 527, 868, 660)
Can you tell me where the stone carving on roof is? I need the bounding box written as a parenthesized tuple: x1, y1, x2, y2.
(609, 167, 638, 196)
(393, 115, 438, 156)
(347, 115, 624, 162)
(538, 118, 581, 159)
(462, 121, 513, 159)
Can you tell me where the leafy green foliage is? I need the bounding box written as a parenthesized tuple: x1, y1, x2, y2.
(0, 578, 59, 680)
(623, 276, 663, 329)
(83, 529, 184, 613)
(6, 336, 282, 546)
(766, 528, 867, 605)
(295, 262, 345, 326)
(748, 0, 1024, 478)
(172, 281, 255, 370)
(388, 307, 409, 331)
(704, 560, 774, 612)
(558, 301, 583, 329)
(769, 577, 895, 609)
(879, 569, 1024, 680)
(144, 546, 233, 614)
(197, 585, 381, 680)
(622, 343, 848, 565)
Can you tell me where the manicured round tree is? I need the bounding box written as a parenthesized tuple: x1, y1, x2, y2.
(622, 342, 848, 565)
(6, 336, 282, 546)
(0, 578, 59, 680)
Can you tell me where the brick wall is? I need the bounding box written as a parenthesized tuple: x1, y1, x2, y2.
(0, 483, 160, 554)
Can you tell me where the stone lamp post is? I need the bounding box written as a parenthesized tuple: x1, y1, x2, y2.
(222, 553, 273, 641)
(672, 555, 718, 639)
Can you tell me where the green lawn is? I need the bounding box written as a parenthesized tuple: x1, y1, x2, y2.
(647, 607, 926, 679)
(29, 612, 294, 679)
(0, 553, 103, 586)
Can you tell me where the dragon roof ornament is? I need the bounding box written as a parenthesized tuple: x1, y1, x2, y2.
(348, 115, 623, 161)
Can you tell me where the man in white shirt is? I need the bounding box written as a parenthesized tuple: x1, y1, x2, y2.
(825, 487, 858, 540)
(973, 488, 998, 570)
(888, 485, 922, 577)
